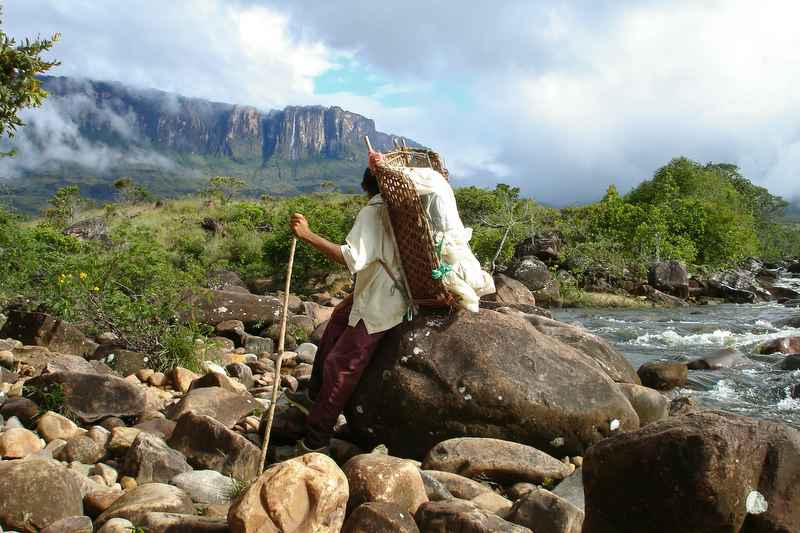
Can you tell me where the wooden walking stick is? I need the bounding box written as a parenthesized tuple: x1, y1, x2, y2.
(258, 236, 297, 474)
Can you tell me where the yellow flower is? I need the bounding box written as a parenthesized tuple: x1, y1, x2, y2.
(79, 272, 87, 280)
(93, 286, 100, 292)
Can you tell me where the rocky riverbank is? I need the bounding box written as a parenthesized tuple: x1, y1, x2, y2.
(1, 271, 800, 532)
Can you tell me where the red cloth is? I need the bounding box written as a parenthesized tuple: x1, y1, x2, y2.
(307, 298, 389, 437)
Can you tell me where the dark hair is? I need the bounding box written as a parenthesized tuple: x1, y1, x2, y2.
(362, 167, 380, 197)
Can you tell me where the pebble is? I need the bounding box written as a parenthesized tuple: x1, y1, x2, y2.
(0, 349, 14, 368)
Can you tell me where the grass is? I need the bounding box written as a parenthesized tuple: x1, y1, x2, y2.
(225, 477, 253, 501)
(560, 289, 651, 309)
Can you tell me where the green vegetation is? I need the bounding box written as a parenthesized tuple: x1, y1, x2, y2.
(0, 7, 60, 156)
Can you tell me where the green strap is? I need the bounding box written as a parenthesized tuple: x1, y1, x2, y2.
(432, 237, 453, 280)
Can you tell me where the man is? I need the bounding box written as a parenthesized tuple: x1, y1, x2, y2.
(287, 151, 407, 451)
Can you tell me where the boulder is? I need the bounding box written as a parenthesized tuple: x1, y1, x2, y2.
(227, 453, 348, 533)
(37, 410, 81, 442)
(342, 502, 421, 533)
(757, 336, 800, 355)
(26, 371, 145, 423)
(687, 347, 748, 370)
(508, 256, 551, 291)
(513, 231, 564, 264)
(226, 362, 255, 389)
(582, 410, 800, 533)
(123, 432, 192, 484)
(0, 427, 43, 458)
(168, 367, 199, 393)
(415, 500, 532, 533)
(139, 512, 230, 532)
(778, 354, 800, 371)
(208, 269, 247, 292)
(636, 284, 688, 307)
(184, 289, 285, 329)
(56, 434, 106, 464)
(636, 361, 688, 391)
(343, 453, 429, 515)
(0, 310, 96, 357)
(348, 310, 639, 458)
(84, 490, 124, 519)
(95, 483, 194, 528)
(166, 386, 258, 427)
(708, 269, 772, 303)
(423, 437, 572, 484)
(170, 470, 236, 505)
(419, 471, 456, 501)
(95, 348, 148, 377)
(616, 383, 668, 426)
(303, 301, 335, 328)
(648, 260, 689, 299)
(39, 515, 93, 533)
(215, 320, 246, 345)
(788, 261, 800, 274)
(423, 471, 493, 500)
(520, 314, 640, 384)
(506, 487, 584, 533)
(551, 469, 585, 512)
(486, 274, 537, 306)
(244, 333, 275, 354)
(168, 411, 261, 480)
(0, 397, 39, 425)
(189, 371, 247, 393)
(97, 518, 135, 533)
(0, 459, 84, 531)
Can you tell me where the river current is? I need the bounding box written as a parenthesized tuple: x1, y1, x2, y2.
(552, 273, 800, 427)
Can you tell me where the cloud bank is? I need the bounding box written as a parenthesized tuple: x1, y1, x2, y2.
(5, 0, 800, 204)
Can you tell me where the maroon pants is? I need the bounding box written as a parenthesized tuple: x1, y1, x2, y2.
(307, 298, 388, 437)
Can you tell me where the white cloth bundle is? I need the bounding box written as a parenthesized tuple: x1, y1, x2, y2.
(400, 166, 496, 312)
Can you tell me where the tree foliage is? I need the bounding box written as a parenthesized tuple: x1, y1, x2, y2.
(0, 7, 60, 155)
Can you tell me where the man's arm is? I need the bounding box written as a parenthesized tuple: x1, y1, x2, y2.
(290, 213, 346, 266)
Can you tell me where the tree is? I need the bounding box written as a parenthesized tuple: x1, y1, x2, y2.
(204, 176, 246, 205)
(0, 6, 60, 156)
(114, 177, 152, 205)
(45, 185, 85, 228)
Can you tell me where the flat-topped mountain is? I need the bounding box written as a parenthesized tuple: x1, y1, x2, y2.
(0, 76, 418, 212)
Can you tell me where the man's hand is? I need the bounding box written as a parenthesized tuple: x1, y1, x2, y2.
(290, 213, 312, 240)
(368, 149, 385, 170)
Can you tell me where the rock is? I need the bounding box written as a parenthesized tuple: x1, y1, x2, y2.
(648, 260, 689, 298)
(189, 371, 247, 393)
(616, 383, 668, 426)
(0, 310, 96, 357)
(708, 269, 773, 303)
(39, 515, 93, 533)
(506, 487, 584, 533)
(777, 354, 800, 370)
(94, 347, 149, 376)
(514, 231, 564, 264)
(149, 371, 168, 387)
(296, 342, 318, 364)
(290, 315, 317, 337)
(185, 289, 285, 329)
(636, 361, 688, 391)
(84, 490, 124, 518)
(168, 366, 199, 393)
(26, 371, 145, 424)
(95, 484, 194, 528)
(519, 314, 640, 384)
(342, 502, 421, 533)
(533, 277, 562, 307)
(37, 410, 82, 442)
(757, 336, 800, 355)
(166, 386, 258, 427)
(687, 347, 748, 370)
(140, 512, 230, 532)
(0, 459, 84, 531)
(470, 491, 514, 516)
(216, 320, 247, 346)
(415, 500, 532, 533)
(109, 426, 142, 456)
(0, 397, 39, 425)
(636, 284, 689, 306)
(264, 323, 297, 351)
(0, 427, 43, 458)
(303, 301, 335, 327)
(97, 518, 135, 533)
(170, 470, 236, 505)
(0, 366, 17, 384)
(92, 463, 119, 486)
(208, 269, 246, 291)
(423, 471, 493, 500)
(168, 411, 261, 480)
(56, 434, 106, 464)
(123, 432, 192, 484)
(227, 453, 348, 533)
(423, 437, 572, 484)
(509, 256, 551, 291)
(0, 349, 14, 368)
(311, 320, 329, 344)
(419, 471, 454, 502)
(583, 410, 800, 533)
(348, 310, 639, 458)
(343, 453, 428, 515)
(485, 273, 537, 306)
(226, 362, 255, 389)
(258, 398, 307, 444)
(774, 316, 800, 329)
(551, 469, 585, 512)
(668, 396, 697, 416)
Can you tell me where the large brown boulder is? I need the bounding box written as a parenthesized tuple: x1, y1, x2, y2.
(0, 459, 84, 531)
(95, 483, 194, 528)
(415, 500, 532, 532)
(228, 453, 348, 533)
(184, 289, 286, 328)
(648, 260, 689, 299)
(165, 386, 258, 427)
(582, 410, 800, 533)
(348, 309, 639, 458)
(343, 502, 420, 533)
(0, 310, 97, 357)
(343, 454, 429, 515)
(26, 371, 145, 423)
(123, 432, 192, 484)
(168, 411, 261, 480)
(485, 274, 537, 306)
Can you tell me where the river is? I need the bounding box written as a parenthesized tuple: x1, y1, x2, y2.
(552, 273, 800, 427)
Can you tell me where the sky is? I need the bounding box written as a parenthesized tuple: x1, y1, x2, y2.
(4, 0, 800, 205)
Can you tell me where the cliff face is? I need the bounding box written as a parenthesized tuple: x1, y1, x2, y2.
(38, 76, 401, 164)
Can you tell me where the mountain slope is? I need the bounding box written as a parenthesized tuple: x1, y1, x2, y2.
(0, 76, 418, 212)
